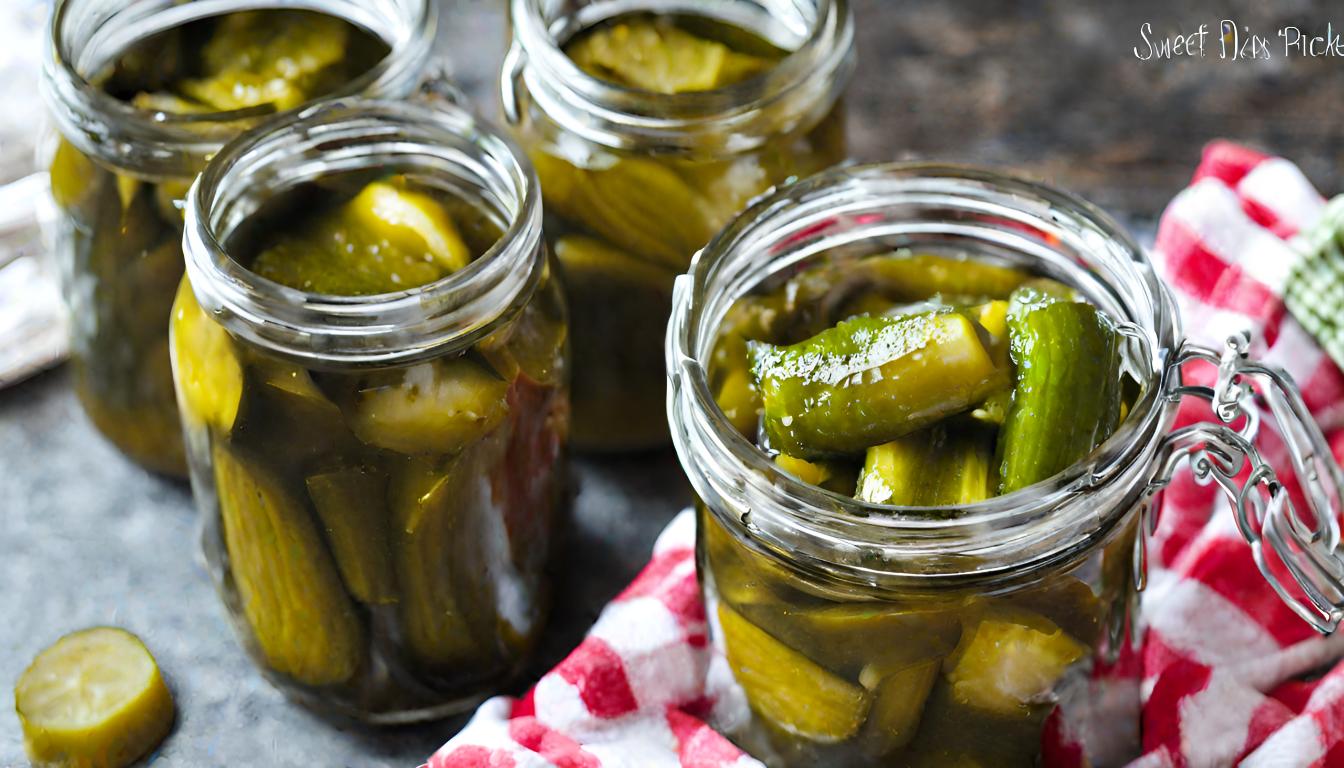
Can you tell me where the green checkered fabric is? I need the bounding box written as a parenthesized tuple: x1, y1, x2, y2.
(1286, 195, 1344, 370)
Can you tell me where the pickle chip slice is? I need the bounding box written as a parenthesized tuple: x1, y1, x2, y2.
(169, 278, 243, 434)
(16, 628, 175, 768)
(348, 358, 510, 455)
(567, 17, 773, 93)
(718, 604, 871, 743)
(179, 11, 350, 111)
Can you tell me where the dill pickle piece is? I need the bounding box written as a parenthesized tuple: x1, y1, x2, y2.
(169, 278, 243, 433)
(717, 364, 761, 437)
(997, 299, 1121, 494)
(251, 178, 467, 296)
(566, 16, 773, 93)
(49, 140, 99, 213)
(307, 467, 397, 605)
(858, 252, 1030, 301)
(856, 422, 995, 507)
(774, 454, 859, 496)
(213, 443, 363, 686)
(943, 610, 1087, 717)
(478, 287, 568, 387)
(752, 313, 1009, 458)
(16, 628, 175, 768)
(390, 434, 510, 669)
(856, 658, 940, 757)
(533, 151, 711, 271)
(179, 11, 350, 111)
(718, 604, 871, 743)
(345, 180, 471, 272)
(740, 602, 962, 680)
(972, 300, 1011, 370)
(348, 358, 509, 455)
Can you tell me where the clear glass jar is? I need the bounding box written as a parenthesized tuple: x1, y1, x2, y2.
(667, 165, 1344, 766)
(41, 0, 436, 476)
(175, 99, 569, 723)
(503, 0, 854, 451)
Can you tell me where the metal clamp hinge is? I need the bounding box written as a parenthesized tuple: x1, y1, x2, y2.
(1150, 332, 1344, 634)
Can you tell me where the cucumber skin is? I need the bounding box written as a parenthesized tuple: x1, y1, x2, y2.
(752, 313, 1006, 459)
(997, 301, 1121, 494)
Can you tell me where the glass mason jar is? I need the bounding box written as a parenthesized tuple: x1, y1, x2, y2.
(503, 0, 854, 451)
(174, 99, 569, 722)
(667, 165, 1344, 766)
(41, 0, 436, 476)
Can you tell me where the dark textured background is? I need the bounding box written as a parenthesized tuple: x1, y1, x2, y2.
(3, 1, 1343, 765)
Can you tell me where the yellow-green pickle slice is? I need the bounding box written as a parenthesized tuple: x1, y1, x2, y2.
(567, 15, 776, 94)
(213, 443, 363, 686)
(717, 604, 871, 743)
(15, 628, 175, 768)
(348, 358, 510, 455)
(178, 11, 352, 111)
(169, 278, 243, 433)
(943, 609, 1087, 716)
(251, 178, 470, 296)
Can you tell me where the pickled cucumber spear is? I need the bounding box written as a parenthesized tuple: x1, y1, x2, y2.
(751, 312, 1009, 458)
(856, 422, 996, 507)
(213, 444, 364, 686)
(996, 295, 1121, 494)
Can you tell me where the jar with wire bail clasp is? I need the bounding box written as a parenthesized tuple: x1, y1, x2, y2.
(667, 163, 1344, 766)
(175, 98, 569, 723)
(502, 0, 854, 451)
(41, 0, 436, 476)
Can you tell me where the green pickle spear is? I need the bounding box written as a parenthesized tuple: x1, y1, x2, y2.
(717, 604, 871, 743)
(857, 422, 996, 507)
(856, 658, 941, 757)
(306, 466, 398, 605)
(213, 443, 363, 686)
(997, 297, 1122, 494)
(390, 432, 510, 670)
(752, 312, 1009, 458)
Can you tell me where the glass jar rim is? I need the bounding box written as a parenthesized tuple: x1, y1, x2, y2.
(506, 0, 854, 151)
(668, 162, 1185, 585)
(42, 0, 436, 177)
(183, 98, 545, 369)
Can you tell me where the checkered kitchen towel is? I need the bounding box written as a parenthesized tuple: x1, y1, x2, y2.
(426, 143, 1344, 768)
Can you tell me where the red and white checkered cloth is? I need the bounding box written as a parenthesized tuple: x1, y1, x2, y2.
(426, 143, 1344, 768)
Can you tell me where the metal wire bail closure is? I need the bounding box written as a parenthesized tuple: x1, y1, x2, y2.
(1152, 332, 1344, 633)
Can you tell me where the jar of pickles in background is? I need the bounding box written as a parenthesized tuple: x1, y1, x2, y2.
(40, 0, 436, 476)
(667, 165, 1344, 766)
(174, 99, 569, 722)
(502, 0, 854, 451)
